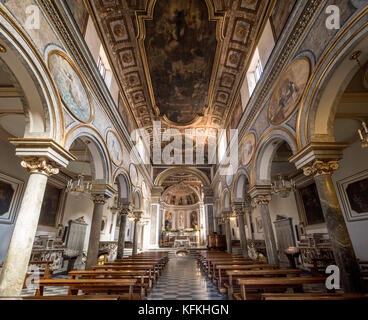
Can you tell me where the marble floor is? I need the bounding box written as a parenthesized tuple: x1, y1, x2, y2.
(147, 253, 226, 300)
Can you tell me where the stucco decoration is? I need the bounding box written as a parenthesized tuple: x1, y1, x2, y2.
(48, 51, 93, 123)
(268, 57, 310, 125)
(106, 130, 123, 166)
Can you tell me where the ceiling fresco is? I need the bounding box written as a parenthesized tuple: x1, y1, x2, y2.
(145, 0, 217, 125)
(90, 0, 271, 161)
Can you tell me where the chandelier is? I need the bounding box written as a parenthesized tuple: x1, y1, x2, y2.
(66, 141, 92, 196)
(271, 174, 295, 198)
(358, 121, 368, 148)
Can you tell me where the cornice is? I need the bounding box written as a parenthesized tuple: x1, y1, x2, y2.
(40, 0, 153, 187)
(237, 0, 323, 141)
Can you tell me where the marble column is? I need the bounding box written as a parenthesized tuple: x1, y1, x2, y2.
(132, 211, 142, 255)
(223, 211, 232, 254)
(117, 206, 131, 259)
(303, 160, 363, 292)
(140, 223, 145, 251)
(233, 205, 249, 259)
(86, 194, 107, 269)
(205, 204, 214, 235)
(246, 208, 255, 240)
(253, 195, 279, 265)
(149, 203, 159, 248)
(0, 158, 59, 296)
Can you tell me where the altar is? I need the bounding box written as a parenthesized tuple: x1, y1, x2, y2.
(161, 231, 199, 248)
(173, 239, 191, 248)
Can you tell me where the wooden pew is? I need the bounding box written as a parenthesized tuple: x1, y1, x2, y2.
(237, 277, 327, 300)
(69, 270, 151, 296)
(0, 295, 138, 300)
(91, 265, 157, 282)
(261, 293, 368, 300)
(215, 264, 278, 289)
(225, 269, 302, 299)
(1, 260, 53, 289)
(109, 260, 164, 276)
(36, 278, 138, 299)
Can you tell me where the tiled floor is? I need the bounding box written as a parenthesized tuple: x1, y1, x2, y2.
(147, 253, 225, 300)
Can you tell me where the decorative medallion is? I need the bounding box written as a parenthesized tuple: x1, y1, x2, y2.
(240, 133, 256, 166)
(129, 163, 138, 186)
(48, 51, 93, 123)
(106, 130, 123, 166)
(268, 57, 311, 125)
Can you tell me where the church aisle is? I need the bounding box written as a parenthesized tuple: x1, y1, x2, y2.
(147, 253, 225, 300)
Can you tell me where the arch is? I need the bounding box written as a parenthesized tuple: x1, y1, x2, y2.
(154, 167, 210, 186)
(220, 188, 231, 212)
(161, 183, 201, 204)
(297, 9, 368, 148)
(114, 168, 131, 203)
(251, 127, 297, 186)
(231, 168, 250, 203)
(0, 15, 64, 142)
(132, 189, 143, 210)
(65, 125, 111, 184)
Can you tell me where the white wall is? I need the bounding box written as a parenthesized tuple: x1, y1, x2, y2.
(332, 140, 368, 261)
(84, 17, 101, 64)
(0, 138, 29, 263)
(62, 193, 94, 252)
(268, 192, 300, 247)
(251, 192, 301, 246)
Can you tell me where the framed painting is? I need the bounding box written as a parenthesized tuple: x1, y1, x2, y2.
(268, 57, 310, 125)
(337, 170, 368, 221)
(297, 183, 325, 226)
(0, 172, 24, 224)
(39, 183, 63, 228)
(255, 216, 263, 233)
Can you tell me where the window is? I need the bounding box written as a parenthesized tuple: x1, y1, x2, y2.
(97, 45, 113, 88)
(97, 57, 106, 79)
(247, 48, 263, 96)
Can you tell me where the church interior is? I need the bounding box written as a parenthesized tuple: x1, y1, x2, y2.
(0, 0, 367, 301)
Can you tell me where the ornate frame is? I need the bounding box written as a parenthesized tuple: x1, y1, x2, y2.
(105, 129, 124, 167)
(47, 50, 94, 124)
(0, 171, 24, 225)
(336, 169, 368, 222)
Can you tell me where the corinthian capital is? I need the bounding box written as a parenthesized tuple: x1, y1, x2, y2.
(252, 194, 272, 206)
(303, 160, 339, 177)
(232, 204, 245, 216)
(21, 157, 59, 176)
(91, 194, 107, 204)
(119, 207, 132, 216)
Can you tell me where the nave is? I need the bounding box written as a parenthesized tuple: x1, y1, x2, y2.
(1, 0, 368, 302)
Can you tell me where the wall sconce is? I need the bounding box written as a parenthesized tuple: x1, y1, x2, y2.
(271, 173, 295, 198)
(358, 121, 368, 148)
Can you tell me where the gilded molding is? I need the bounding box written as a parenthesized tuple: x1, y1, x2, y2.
(252, 194, 272, 206)
(91, 194, 107, 204)
(303, 160, 339, 177)
(20, 157, 59, 176)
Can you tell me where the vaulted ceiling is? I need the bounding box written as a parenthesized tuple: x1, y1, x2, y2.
(89, 0, 271, 136)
